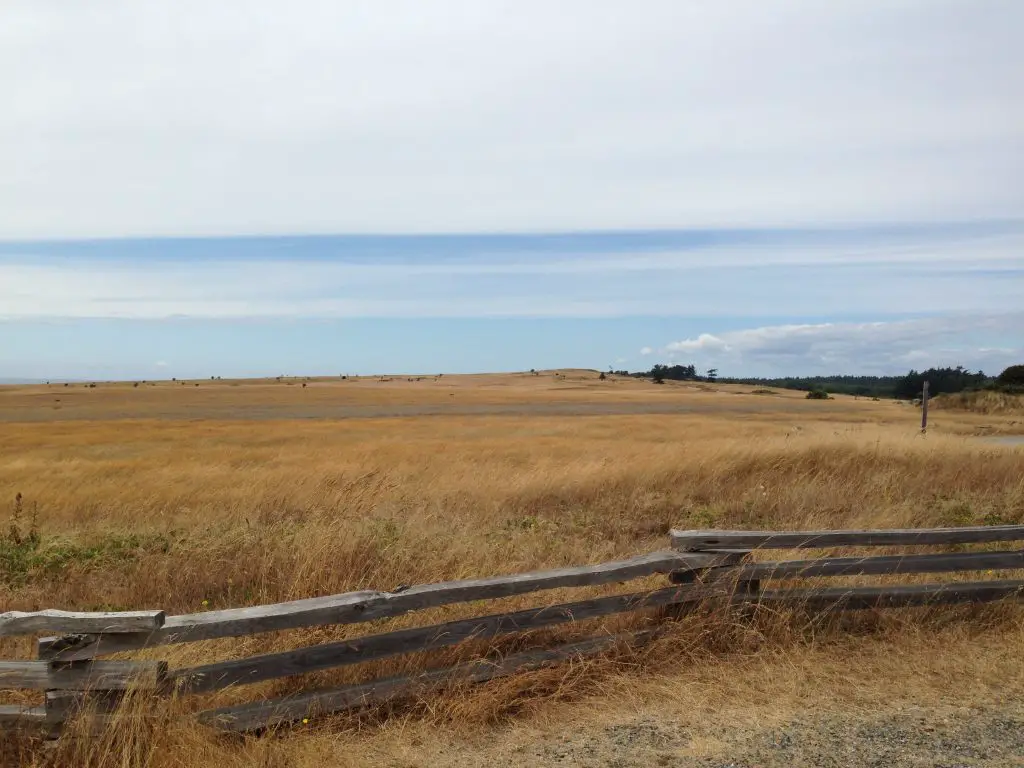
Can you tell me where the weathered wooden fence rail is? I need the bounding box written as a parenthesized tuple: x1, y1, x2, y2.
(35, 550, 737, 662)
(2, 525, 1023, 735)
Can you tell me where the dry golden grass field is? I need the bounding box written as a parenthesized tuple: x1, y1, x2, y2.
(0, 371, 1022, 767)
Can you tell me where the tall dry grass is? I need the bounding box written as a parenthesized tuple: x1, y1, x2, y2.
(932, 389, 1024, 415)
(0, 383, 1022, 766)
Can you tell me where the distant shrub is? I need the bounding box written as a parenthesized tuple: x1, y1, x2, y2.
(806, 389, 830, 400)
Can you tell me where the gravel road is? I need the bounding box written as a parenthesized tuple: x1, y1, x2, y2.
(457, 702, 1024, 767)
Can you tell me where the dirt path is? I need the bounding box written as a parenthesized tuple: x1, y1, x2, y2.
(0, 399, 838, 423)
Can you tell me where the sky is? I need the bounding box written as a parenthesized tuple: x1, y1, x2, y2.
(1, 1, 1022, 380)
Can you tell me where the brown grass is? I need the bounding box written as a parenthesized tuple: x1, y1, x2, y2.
(932, 389, 1024, 415)
(0, 374, 1022, 766)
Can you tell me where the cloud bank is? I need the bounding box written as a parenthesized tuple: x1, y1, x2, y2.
(1, 0, 1022, 238)
(650, 314, 1024, 375)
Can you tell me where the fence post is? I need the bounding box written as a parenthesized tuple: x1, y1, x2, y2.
(921, 380, 929, 432)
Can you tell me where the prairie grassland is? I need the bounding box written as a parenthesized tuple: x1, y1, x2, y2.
(0, 373, 1022, 766)
(0, 371, 964, 422)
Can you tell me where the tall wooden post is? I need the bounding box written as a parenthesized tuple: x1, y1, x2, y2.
(921, 380, 929, 432)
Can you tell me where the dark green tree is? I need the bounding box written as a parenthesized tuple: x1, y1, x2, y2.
(892, 366, 987, 400)
(996, 364, 1024, 389)
(641, 363, 698, 381)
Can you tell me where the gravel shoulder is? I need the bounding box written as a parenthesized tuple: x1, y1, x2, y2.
(441, 701, 1024, 768)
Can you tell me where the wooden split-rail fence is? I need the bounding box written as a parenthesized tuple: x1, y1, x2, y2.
(2, 524, 1024, 735)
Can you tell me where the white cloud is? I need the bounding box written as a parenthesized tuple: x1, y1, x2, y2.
(154, 360, 168, 367)
(1, 1, 1022, 238)
(639, 347, 654, 356)
(652, 314, 1024, 375)
(667, 334, 729, 353)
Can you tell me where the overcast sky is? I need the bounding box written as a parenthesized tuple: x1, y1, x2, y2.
(1, 1, 1022, 379)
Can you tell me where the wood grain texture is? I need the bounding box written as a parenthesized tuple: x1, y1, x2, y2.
(39, 550, 739, 661)
(0, 660, 167, 690)
(45, 690, 124, 718)
(669, 549, 1024, 584)
(0, 705, 48, 726)
(171, 582, 728, 693)
(198, 630, 654, 732)
(0, 609, 164, 637)
(671, 525, 1024, 551)
(735, 579, 1024, 610)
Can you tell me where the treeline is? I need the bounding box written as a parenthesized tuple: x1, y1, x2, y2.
(620, 364, 1023, 399)
(889, 367, 990, 399)
(610, 363, 720, 383)
(632, 364, 708, 383)
(722, 368, 989, 399)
